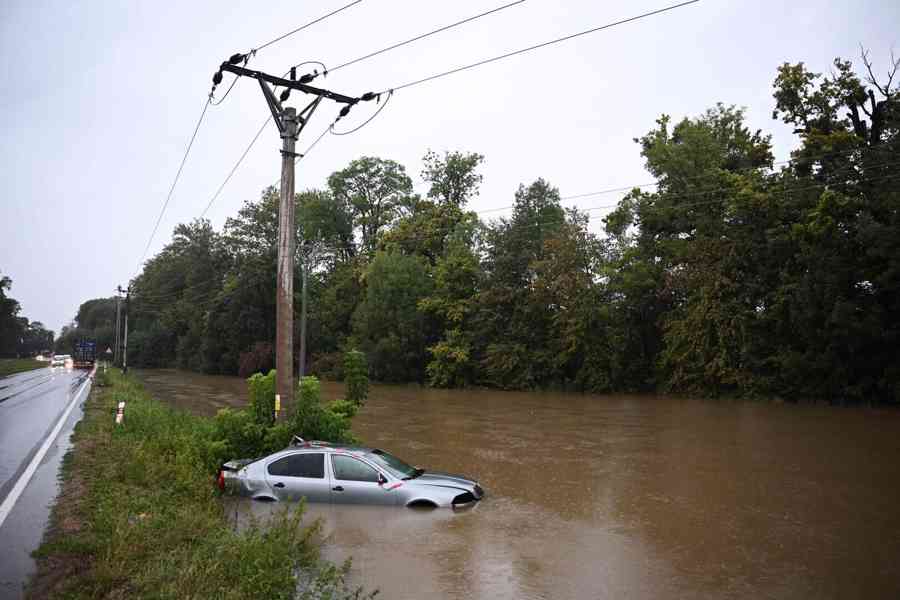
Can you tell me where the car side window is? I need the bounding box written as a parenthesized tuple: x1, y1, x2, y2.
(267, 453, 324, 478)
(332, 454, 380, 482)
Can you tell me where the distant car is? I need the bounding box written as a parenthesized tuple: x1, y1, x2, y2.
(50, 355, 66, 367)
(219, 439, 485, 508)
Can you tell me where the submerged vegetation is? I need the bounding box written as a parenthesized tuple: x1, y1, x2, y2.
(29, 369, 372, 599)
(62, 53, 899, 404)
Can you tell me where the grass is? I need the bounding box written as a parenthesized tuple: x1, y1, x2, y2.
(0, 358, 45, 377)
(28, 369, 374, 600)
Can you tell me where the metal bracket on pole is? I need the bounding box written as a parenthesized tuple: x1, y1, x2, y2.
(221, 63, 359, 105)
(297, 96, 323, 134)
(259, 80, 286, 134)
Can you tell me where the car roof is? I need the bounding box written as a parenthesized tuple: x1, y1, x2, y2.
(284, 441, 383, 455)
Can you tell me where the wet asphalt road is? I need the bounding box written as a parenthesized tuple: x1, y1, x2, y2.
(0, 366, 91, 599)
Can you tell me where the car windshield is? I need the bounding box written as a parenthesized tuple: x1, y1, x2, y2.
(366, 449, 421, 480)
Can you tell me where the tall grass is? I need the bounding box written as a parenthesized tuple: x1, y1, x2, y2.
(30, 370, 373, 600)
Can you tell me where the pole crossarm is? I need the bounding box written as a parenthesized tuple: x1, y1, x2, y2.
(220, 63, 360, 105)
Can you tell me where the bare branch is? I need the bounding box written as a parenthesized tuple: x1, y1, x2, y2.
(885, 47, 899, 97)
(860, 44, 889, 96)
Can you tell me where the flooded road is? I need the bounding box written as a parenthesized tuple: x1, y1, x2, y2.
(138, 370, 900, 599)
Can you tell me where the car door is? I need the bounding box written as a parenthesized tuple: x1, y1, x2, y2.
(265, 452, 331, 503)
(329, 453, 398, 505)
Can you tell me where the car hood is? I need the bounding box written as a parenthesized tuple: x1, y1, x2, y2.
(411, 471, 483, 496)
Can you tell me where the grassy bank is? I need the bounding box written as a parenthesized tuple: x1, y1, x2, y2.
(28, 369, 371, 600)
(0, 358, 44, 377)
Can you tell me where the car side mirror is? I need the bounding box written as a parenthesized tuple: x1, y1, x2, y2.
(377, 472, 387, 485)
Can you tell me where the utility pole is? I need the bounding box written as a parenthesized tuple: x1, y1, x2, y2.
(214, 57, 372, 420)
(114, 286, 124, 365)
(275, 106, 299, 417)
(122, 287, 130, 374)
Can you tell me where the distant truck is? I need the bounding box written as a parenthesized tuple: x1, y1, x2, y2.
(72, 340, 97, 369)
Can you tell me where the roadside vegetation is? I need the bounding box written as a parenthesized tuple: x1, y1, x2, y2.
(29, 368, 373, 600)
(0, 357, 45, 377)
(59, 51, 899, 404)
(0, 273, 54, 359)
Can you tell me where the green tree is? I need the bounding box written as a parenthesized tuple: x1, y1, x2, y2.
(328, 157, 414, 255)
(353, 251, 433, 382)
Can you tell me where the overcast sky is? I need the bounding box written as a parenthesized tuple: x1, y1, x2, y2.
(1, 0, 897, 334)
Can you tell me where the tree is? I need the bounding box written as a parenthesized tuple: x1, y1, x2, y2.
(327, 157, 414, 255)
(352, 251, 433, 382)
(0, 274, 24, 357)
(421, 150, 484, 208)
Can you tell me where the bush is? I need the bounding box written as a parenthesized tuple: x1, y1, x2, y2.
(247, 369, 276, 426)
(209, 374, 357, 466)
(343, 349, 369, 406)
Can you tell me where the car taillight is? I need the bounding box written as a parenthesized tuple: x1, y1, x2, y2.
(217, 470, 225, 491)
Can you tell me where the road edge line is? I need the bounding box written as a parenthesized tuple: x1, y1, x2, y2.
(0, 369, 94, 529)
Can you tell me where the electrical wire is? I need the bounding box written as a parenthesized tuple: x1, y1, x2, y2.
(200, 115, 272, 218)
(559, 144, 896, 201)
(376, 0, 701, 94)
(135, 96, 211, 275)
(253, 0, 364, 53)
(303, 0, 526, 79)
(331, 90, 394, 135)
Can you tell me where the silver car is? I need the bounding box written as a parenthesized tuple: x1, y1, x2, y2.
(218, 438, 485, 508)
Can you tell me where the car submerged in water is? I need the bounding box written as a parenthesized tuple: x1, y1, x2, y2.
(218, 438, 485, 509)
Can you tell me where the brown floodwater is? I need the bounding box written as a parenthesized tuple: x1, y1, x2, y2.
(136, 370, 900, 599)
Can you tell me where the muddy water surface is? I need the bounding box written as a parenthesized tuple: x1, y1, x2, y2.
(137, 370, 900, 599)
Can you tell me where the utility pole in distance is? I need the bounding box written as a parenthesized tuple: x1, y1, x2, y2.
(114, 287, 123, 366)
(122, 286, 130, 374)
(213, 56, 374, 420)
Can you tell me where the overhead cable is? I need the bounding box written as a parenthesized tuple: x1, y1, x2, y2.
(136, 96, 211, 274)
(304, 0, 526, 79)
(377, 0, 700, 93)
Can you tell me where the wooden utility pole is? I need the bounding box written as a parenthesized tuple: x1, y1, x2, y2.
(275, 107, 299, 419)
(122, 287, 130, 374)
(214, 58, 371, 420)
(113, 290, 122, 365)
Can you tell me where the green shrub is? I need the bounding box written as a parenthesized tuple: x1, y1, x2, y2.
(209, 374, 357, 465)
(247, 369, 276, 426)
(344, 349, 369, 406)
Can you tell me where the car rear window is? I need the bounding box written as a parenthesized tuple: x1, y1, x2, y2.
(267, 453, 324, 478)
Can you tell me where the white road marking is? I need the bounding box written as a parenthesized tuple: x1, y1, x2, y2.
(0, 370, 93, 529)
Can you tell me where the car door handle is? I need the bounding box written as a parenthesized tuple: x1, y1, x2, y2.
(332, 486, 344, 492)
(273, 482, 285, 488)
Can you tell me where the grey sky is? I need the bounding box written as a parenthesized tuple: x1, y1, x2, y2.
(1, 0, 897, 334)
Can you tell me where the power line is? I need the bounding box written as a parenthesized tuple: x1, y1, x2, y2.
(377, 0, 701, 94)
(135, 96, 211, 275)
(253, 0, 364, 53)
(303, 0, 526, 79)
(200, 115, 272, 218)
(204, 1, 528, 213)
(559, 144, 896, 201)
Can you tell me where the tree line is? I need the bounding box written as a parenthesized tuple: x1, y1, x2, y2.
(0, 274, 54, 357)
(64, 53, 899, 403)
